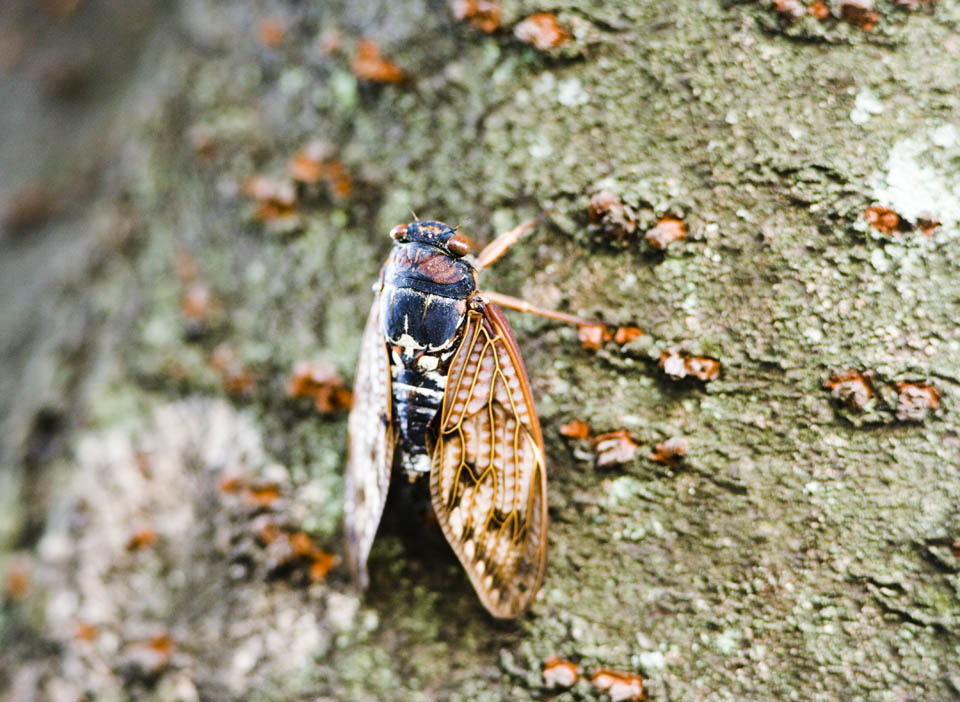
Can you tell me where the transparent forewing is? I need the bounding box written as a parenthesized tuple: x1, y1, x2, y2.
(430, 304, 548, 618)
(344, 295, 394, 589)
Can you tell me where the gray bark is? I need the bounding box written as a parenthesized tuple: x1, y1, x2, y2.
(2, 0, 960, 700)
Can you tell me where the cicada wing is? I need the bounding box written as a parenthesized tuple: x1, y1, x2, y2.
(344, 295, 395, 589)
(430, 303, 548, 618)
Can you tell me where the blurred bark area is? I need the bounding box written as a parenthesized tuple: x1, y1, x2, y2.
(2, 0, 960, 700)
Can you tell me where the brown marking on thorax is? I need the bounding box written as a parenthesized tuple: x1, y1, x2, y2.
(396, 247, 471, 285)
(416, 251, 467, 284)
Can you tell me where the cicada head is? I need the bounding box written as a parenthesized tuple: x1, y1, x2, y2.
(390, 220, 473, 259)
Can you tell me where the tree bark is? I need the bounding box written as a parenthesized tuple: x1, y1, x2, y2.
(2, 0, 960, 700)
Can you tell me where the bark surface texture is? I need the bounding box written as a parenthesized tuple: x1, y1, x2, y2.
(2, 0, 960, 700)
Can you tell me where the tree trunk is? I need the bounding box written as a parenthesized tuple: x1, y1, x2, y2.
(2, 0, 959, 700)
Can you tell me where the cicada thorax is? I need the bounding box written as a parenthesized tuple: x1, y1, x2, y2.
(379, 234, 478, 476)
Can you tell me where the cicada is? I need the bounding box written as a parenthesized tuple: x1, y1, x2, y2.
(345, 217, 585, 618)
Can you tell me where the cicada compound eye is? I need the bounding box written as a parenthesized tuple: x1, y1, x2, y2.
(390, 224, 408, 241)
(447, 235, 471, 257)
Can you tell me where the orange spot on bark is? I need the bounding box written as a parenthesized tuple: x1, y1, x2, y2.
(287, 361, 353, 413)
(773, 0, 806, 19)
(863, 206, 904, 235)
(840, 0, 878, 30)
(257, 18, 286, 48)
(351, 39, 406, 83)
(594, 430, 640, 467)
(826, 369, 874, 410)
(210, 345, 256, 396)
(309, 550, 338, 582)
(590, 669, 646, 701)
(613, 326, 644, 345)
(122, 633, 174, 678)
(895, 382, 939, 422)
(645, 216, 686, 250)
(916, 216, 940, 236)
(245, 482, 281, 507)
(451, 0, 502, 32)
(218, 474, 247, 494)
(289, 141, 354, 199)
(578, 323, 612, 350)
(73, 620, 99, 642)
(243, 175, 298, 221)
(809, 1, 830, 18)
(126, 527, 157, 552)
(649, 437, 689, 464)
(588, 190, 638, 243)
(514, 13, 571, 51)
(559, 418, 591, 439)
(251, 515, 280, 545)
(4, 559, 30, 602)
(289, 531, 315, 557)
(181, 281, 218, 323)
(543, 657, 580, 688)
(659, 348, 720, 382)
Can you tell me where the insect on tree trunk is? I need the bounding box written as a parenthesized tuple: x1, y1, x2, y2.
(1, 1, 959, 701)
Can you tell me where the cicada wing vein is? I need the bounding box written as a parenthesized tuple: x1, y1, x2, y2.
(344, 295, 395, 589)
(430, 302, 548, 618)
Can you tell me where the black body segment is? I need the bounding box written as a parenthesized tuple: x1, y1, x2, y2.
(388, 349, 455, 474)
(381, 285, 466, 353)
(378, 224, 478, 474)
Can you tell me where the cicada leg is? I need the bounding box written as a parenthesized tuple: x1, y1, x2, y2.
(477, 290, 600, 327)
(475, 211, 608, 331)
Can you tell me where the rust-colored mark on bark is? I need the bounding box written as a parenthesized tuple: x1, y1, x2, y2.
(773, 0, 806, 19)
(613, 326, 644, 345)
(649, 437, 688, 464)
(125, 526, 157, 552)
(287, 360, 354, 413)
(659, 347, 720, 382)
(514, 13, 570, 51)
(809, 1, 830, 18)
(826, 369, 874, 410)
(578, 323, 612, 350)
(351, 39, 406, 83)
(3, 558, 31, 602)
(840, 0, 878, 30)
(289, 140, 353, 199)
(243, 175, 298, 221)
(594, 430, 640, 467)
(543, 657, 580, 688)
(895, 382, 939, 422)
(256, 18, 286, 47)
(589, 190, 637, 242)
(210, 345, 256, 396)
(590, 669, 646, 701)
(451, 0, 501, 32)
(645, 216, 686, 250)
(559, 418, 591, 439)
